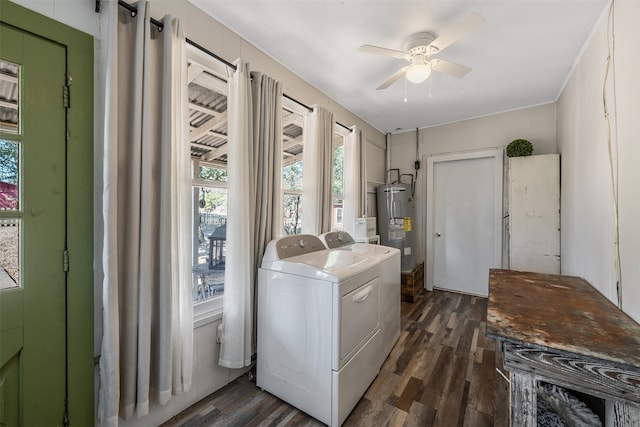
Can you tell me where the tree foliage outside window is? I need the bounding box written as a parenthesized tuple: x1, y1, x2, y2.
(331, 141, 344, 230)
(198, 165, 228, 214)
(0, 141, 18, 185)
(199, 187, 227, 214)
(282, 161, 302, 190)
(283, 161, 302, 235)
(332, 144, 344, 196)
(0, 141, 19, 211)
(283, 194, 302, 235)
(200, 165, 227, 182)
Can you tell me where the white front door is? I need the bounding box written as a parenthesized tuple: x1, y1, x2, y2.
(425, 150, 503, 297)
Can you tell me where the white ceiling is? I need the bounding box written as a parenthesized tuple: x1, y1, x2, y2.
(188, 0, 608, 134)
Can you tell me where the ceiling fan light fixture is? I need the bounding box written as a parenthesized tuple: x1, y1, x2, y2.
(406, 63, 431, 84)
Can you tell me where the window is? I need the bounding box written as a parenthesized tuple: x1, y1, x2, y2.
(187, 46, 229, 315)
(282, 99, 305, 235)
(331, 130, 346, 231)
(192, 164, 227, 304)
(0, 60, 20, 291)
(0, 141, 20, 290)
(0, 60, 19, 134)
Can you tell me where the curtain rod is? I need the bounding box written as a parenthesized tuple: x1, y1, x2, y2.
(283, 93, 353, 132)
(337, 122, 354, 133)
(114, 0, 238, 70)
(101, 0, 353, 133)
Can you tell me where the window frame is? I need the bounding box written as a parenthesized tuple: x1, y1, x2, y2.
(331, 127, 348, 231)
(192, 160, 228, 322)
(281, 98, 306, 236)
(187, 45, 230, 324)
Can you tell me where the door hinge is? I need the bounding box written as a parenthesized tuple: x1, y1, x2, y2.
(63, 84, 70, 109)
(63, 249, 69, 272)
(63, 75, 72, 109)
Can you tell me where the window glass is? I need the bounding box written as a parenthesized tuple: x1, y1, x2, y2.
(193, 185, 226, 303)
(0, 220, 19, 289)
(283, 161, 302, 235)
(187, 51, 229, 308)
(331, 133, 345, 230)
(0, 59, 21, 290)
(0, 140, 19, 211)
(0, 60, 20, 134)
(282, 102, 304, 235)
(200, 165, 227, 182)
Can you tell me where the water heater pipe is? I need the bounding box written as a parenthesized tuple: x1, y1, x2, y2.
(414, 128, 420, 197)
(387, 169, 400, 184)
(385, 133, 391, 183)
(400, 173, 415, 198)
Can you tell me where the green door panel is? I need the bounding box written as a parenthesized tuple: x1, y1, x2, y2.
(0, 288, 21, 333)
(22, 29, 67, 426)
(1, 1, 95, 425)
(0, 330, 21, 427)
(0, 327, 21, 368)
(0, 23, 67, 426)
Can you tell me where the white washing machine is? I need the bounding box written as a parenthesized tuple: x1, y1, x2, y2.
(319, 231, 401, 365)
(257, 235, 383, 426)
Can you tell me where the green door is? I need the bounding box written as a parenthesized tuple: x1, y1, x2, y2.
(0, 23, 68, 426)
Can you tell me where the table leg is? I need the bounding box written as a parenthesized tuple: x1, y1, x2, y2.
(208, 236, 214, 269)
(510, 371, 537, 427)
(606, 401, 640, 427)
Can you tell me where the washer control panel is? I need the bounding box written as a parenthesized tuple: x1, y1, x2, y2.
(274, 234, 326, 259)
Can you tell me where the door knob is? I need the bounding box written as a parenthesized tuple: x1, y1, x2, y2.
(435, 232, 441, 237)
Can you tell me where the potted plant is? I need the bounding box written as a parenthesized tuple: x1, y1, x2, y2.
(506, 139, 533, 157)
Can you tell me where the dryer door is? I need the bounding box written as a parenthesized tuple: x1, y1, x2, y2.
(339, 277, 380, 365)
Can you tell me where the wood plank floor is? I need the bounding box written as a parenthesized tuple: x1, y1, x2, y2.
(161, 290, 503, 427)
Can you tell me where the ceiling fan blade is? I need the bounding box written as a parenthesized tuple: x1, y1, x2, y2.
(429, 12, 486, 52)
(358, 44, 407, 59)
(430, 59, 472, 78)
(376, 66, 410, 90)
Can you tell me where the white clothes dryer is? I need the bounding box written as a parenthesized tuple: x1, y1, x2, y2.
(257, 235, 383, 426)
(319, 230, 401, 364)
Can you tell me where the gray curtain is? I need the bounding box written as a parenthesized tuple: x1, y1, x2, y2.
(99, 2, 193, 425)
(251, 72, 283, 351)
(218, 67, 283, 366)
(302, 106, 334, 234)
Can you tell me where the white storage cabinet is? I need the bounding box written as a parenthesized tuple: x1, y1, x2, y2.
(508, 154, 560, 273)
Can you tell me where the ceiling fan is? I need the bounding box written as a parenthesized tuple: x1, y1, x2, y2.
(358, 12, 486, 90)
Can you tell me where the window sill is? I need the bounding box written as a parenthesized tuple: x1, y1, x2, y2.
(193, 296, 223, 329)
(194, 307, 223, 329)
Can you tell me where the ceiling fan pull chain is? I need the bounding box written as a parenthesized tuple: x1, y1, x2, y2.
(403, 77, 408, 103)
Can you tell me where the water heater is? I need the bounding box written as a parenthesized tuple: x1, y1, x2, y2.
(377, 183, 415, 272)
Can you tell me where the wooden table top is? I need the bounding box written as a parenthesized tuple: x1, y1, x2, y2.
(486, 269, 640, 369)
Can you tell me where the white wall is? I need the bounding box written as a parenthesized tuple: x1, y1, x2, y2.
(364, 134, 386, 218)
(9, 0, 100, 37)
(557, 0, 640, 323)
(7, 0, 385, 425)
(389, 103, 557, 265)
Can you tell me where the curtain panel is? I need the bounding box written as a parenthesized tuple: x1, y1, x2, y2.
(343, 126, 362, 236)
(250, 72, 283, 352)
(218, 60, 253, 369)
(302, 107, 334, 235)
(98, 2, 192, 425)
(218, 66, 284, 367)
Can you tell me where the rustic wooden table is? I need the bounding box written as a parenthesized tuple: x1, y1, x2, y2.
(486, 269, 640, 427)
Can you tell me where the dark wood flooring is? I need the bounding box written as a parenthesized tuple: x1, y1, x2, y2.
(161, 290, 504, 427)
